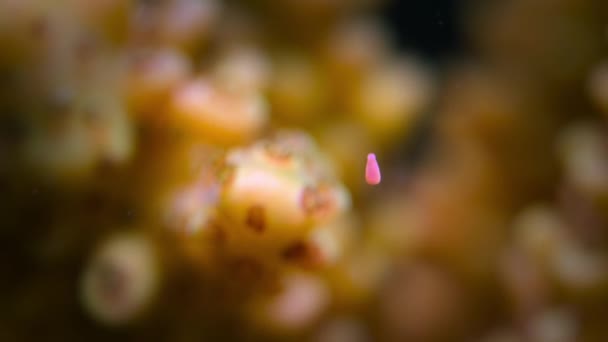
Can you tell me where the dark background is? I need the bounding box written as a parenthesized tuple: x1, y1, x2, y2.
(379, 0, 466, 165)
(381, 0, 464, 63)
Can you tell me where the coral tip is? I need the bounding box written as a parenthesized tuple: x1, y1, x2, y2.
(365, 153, 381, 185)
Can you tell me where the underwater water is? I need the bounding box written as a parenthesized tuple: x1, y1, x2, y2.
(1, 0, 608, 341)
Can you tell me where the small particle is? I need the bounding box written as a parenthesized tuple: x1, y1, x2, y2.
(365, 153, 381, 185)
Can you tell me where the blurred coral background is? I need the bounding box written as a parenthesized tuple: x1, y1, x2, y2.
(1, 0, 608, 341)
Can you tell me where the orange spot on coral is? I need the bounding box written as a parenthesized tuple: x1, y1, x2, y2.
(246, 205, 266, 233)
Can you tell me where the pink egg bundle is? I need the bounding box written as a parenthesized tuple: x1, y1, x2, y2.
(365, 153, 381, 185)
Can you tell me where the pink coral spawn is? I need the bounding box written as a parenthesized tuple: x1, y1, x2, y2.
(365, 153, 381, 185)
